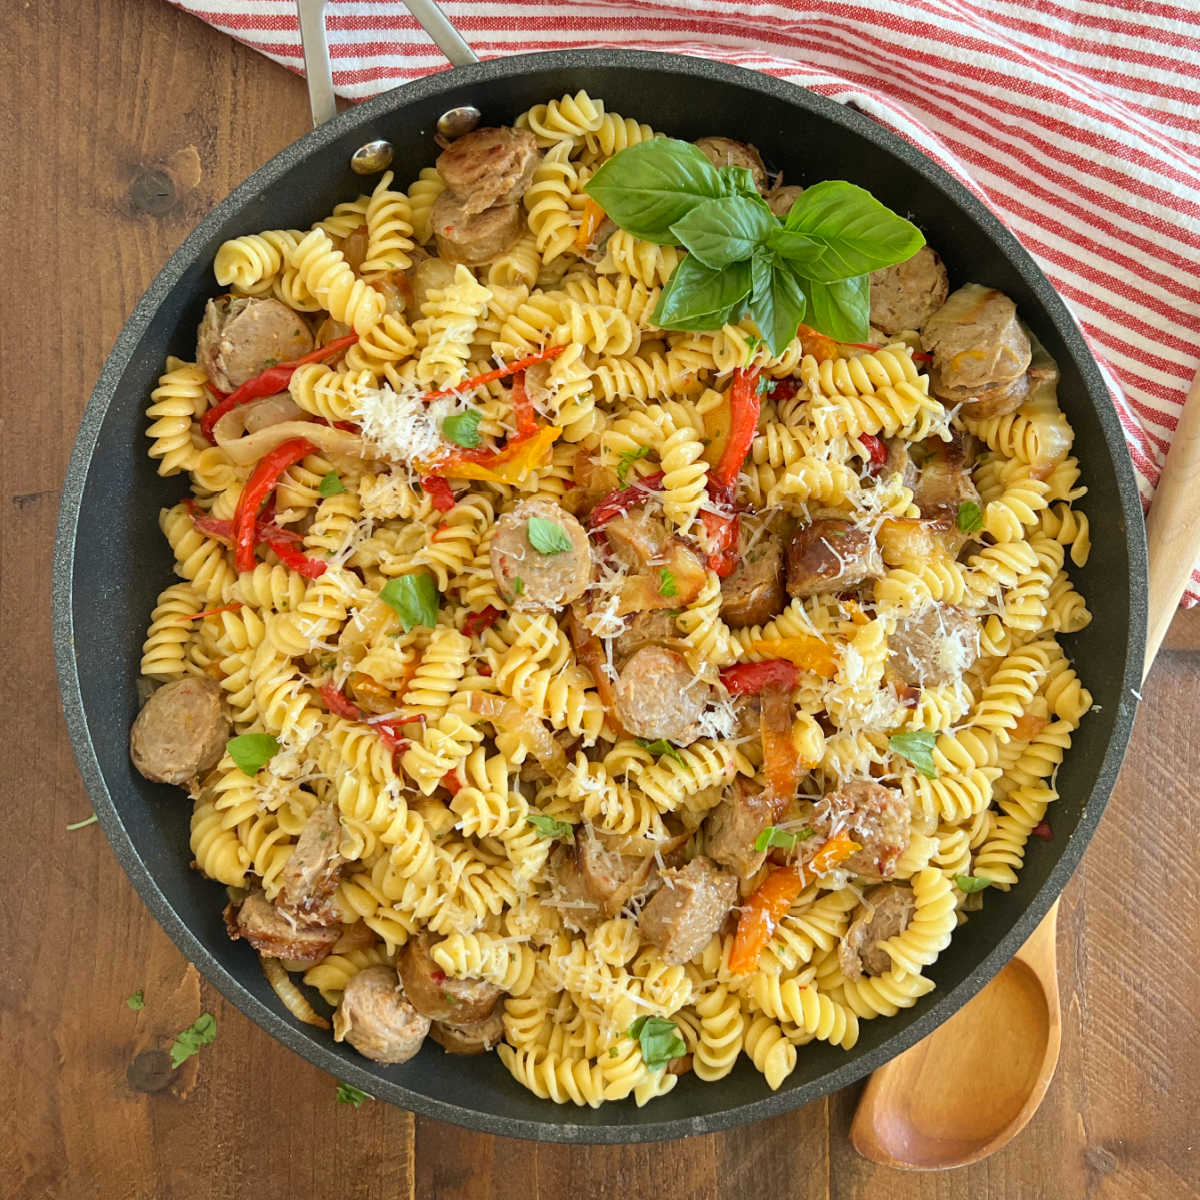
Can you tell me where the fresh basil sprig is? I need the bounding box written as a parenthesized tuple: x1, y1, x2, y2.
(584, 139, 924, 353)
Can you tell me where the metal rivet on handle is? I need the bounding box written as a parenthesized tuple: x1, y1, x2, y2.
(436, 106, 482, 139)
(350, 140, 395, 175)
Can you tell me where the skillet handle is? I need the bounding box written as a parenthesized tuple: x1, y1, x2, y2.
(295, 0, 479, 128)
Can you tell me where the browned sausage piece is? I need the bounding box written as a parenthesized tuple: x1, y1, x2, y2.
(548, 843, 603, 933)
(838, 883, 915, 979)
(613, 645, 708, 743)
(430, 1009, 506, 1055)
(888, 603, 980, 687)
(223, 889, 340, 964)
(436, 127, 540, 214)
(785, 518, 883, 598)
(720, 529, 786, 628)
(490, 498, 592, 611)
(910, 431, 981, 523)
(638, 856, 738, 965)
(432, 193, 523, 266)
(694, 137, 768, 193)
(130, 676, 229, 786)
(811, 781, 911, 881)
(602, 508, 669, 571)
(869, 245, 950, 336)
(576, 830, 659, 917)
(765, 184, 803, 220)
(921, 283, 1032, 418)
(277, 802, 344, 923)
(332, 965, 430, 1064)
(705, 778, 774, 880)
(398, 932, 503, 1024)
(610, 609, 678, 664)
(196, 296, 314, 393)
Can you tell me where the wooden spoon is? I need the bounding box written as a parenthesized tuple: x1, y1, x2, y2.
(851, 366, 1200, 1170)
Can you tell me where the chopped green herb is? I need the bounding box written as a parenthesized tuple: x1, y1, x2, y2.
(956, 500, 983, 534)
(527, 813, 575, 842)
(169, 1012, 217, 1068)
(512, 576, 525, 597)
(66, 813, 98, 830)
(318, 471, 346, 498)
(527, 516, 573, 556)
(126, 989, 145, 1011)
(753, 825, 815, 853)
(380, 572, 439, 632)
(442, 409, 483, 449)
(889, 730, 938, 779)
(227, 733, 280, 777)
(659, 568, 678, 598)
(635, 737, 684, 763)
(955, 874, 993, 894)
(755, 374, 776, 397)
(744, 334, 763, 365)
(617, 445, 652, 486)
(628, 1016, 687, 1071)
(608, 1046, 620, 1059)
(336, 1081, 373, 1107)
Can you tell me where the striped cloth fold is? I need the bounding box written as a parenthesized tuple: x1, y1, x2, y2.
(172, 0, 1200, 603)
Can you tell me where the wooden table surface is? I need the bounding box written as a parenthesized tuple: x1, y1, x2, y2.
(3, 3, 1198, 1197)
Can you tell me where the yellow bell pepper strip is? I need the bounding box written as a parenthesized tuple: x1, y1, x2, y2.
(728, 832, 862, 975)
(747, 635, 838, 679)
(420, 424, 562, 484)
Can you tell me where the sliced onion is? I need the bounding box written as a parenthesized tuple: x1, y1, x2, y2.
(468, 691, 565, 773)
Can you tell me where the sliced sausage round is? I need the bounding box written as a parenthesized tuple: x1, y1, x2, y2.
(812, 781, 911, 881)
(430, 1009, 506, 1055)
(277, 802, 344, 923)
(223, 889, 340, 964)
(398, 932, 503, 1024)
(333, 964, 430, 1064)
(720, 529, 786, 628)
(130, 675, 229, 786)
(576, 828, 659, 916)
(638, 856, 738, 965)
(910, 430, 980, 522)
(431, 193, 523, 266)
(613, 645, 708, 743)
(765, 184, 804, 219)
(196, 296, 314, 393)
(921, 283, 1032, 418)
(785, 518, 883, 598)
(869, 245, 950, 336)
(611, 609, 678, 664)
(490, 498, 592, 612)
(705, 777, 774, 880)
(436, 127, 540, 214)
(888, 603, 980, 687)
(838, 883, 915, 979)
(694, 137, 768, 192)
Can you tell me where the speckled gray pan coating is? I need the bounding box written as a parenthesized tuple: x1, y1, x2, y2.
(53, 50, 1147, 1142)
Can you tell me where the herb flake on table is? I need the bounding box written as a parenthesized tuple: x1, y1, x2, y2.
(170, 1012, 217, 1068)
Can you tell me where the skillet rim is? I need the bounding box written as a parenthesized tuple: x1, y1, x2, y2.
(52, 47, 1147, 1143)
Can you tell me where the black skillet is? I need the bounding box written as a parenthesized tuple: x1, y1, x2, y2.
(52, 0, 1146, 1143)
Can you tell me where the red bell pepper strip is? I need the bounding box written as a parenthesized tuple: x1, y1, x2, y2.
(511, 370, 538, 440)
(699, 501, 740, 578)
(719, 659, 800, 696)
(587, 471, 666, 530)
(176, 601, 243, 623)
(420, 345, 566, 404)
(420, 474, 457, 513)
(232, 438, 316, 572)
(766, 376, 801, 403)
(859, 433, 888, 467)
(462, 606, 502, 638)
(262, 533, 327, 579)
(711, 367, 761, 493)
(728, 832, 862, 974)
(186, 498, 323, 576)
(319, 681, 363, 722)
(200, 333, 359, 441)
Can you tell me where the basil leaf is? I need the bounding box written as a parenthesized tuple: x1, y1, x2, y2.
(126, 989, 145, 1011)
(617, 445, 652, 486)
(512, 576, 525, 596)
(659, 568, 678, 597)
(669, 195, 775, 270)
(336, 1081, 373, 1106)
(628, 1016, 687, 1071)
(889, 730, 938, 779)
(527, 516, 573, 556)
(785, 180, 925, 280)
(442, 409, 482, 449)
(747, 254, 809, 356)
(527, 813, 575, 842)
(635, 737, 684, 763)
(957, 500, 983, 533)
(584, 139, 727, 245)
(66, 813, 98, 830)
(652, 256, 751, 332)
(955, 874, 993, 894)
(380, 572, 439, 632)
(804, 275, 870, 343)
(318, 471, 345, 498)
(227, 733, 280, 777)
(753, 825, 815, 852)
(169, 1012, 217, 1068)
(764, 226, 828, 273)
(720, 165, 761, 198)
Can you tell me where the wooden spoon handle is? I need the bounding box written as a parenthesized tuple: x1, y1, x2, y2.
(1144, 366, 1200, 672)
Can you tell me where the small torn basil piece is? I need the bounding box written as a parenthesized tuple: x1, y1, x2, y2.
(227, 733, 280, 777)
(527, 516, 573, 556)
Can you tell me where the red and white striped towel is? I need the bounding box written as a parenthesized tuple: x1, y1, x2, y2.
(173, 0, 1200, 602)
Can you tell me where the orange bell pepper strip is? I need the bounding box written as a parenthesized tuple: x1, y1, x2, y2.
(574, 196, 607, 255)
(419, 345, 566, 403)
(728, 832, 862, 974)
(759, 684, 802, 819)
(747, 635, 838, 679)
(419, 424, 561, 484)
